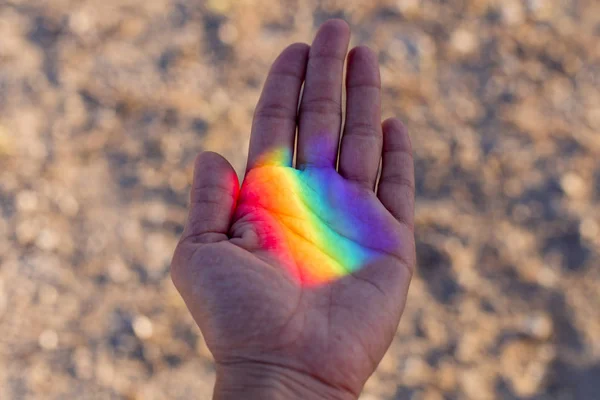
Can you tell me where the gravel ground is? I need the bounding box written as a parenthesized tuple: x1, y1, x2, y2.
(1, 0, 599, 399)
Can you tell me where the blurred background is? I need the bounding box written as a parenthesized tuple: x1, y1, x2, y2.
(0, 0, 599, 399)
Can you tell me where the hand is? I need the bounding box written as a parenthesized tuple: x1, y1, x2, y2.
(171, 19, 415, 400)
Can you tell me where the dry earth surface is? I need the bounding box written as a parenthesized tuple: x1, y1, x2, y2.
(1, 0, 599, 399)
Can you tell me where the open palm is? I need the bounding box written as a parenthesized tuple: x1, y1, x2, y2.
(171, 20, 415, 399)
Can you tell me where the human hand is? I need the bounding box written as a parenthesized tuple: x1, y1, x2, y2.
(171, 19, 415, 400)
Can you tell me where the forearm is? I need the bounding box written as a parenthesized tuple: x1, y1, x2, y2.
(213, 362, 357, 400)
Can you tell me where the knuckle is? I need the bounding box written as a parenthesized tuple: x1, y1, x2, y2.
(300, 96, 342, 116)
(310, 51, 346, 63)
(382, 174, 415, 193)
(346, 122, 381, 139)
(254, 102, 297, 121)
(347, 81, 381, 91)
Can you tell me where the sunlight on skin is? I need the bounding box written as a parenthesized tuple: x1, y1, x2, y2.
(234, 143, 400, 286)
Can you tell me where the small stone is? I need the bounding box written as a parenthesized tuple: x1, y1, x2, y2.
(133, 315, 153, 340)
(586, 107, 600, 129)
(402, 356, 433, 386)
(30, 364, 52, 390)
(460, 367, 494, 400)
(378, 351, 398, 374)
(108, 257, 131, 283)
(69, 10, 92, 36)
(396, 0, 421, 16)
(522, 313, 553, 340)
(421, 316, 448, 345)
(450, 28, 478, 55)
(536, 267, 558, 288)
(39, 285, 58, 306)
(73, 347, 93, 379)
(436, 359, 458, 391)
(500, 340, 552, 397)
(58, 193, 79, 216)
(146, 202, 167, 224)
(121, 220, 142, 242)
(560, 173, 587, 199)
(502, 0, 525, 25)
(36, 229, 60, 251)
(169, 170, 188, 192)
(218, 23, 239, 44)
(16, 190, 38, 212)
(39, 329, 59, 350)
(16, 219, 38, 244)
(96, 357, 115, 385)
(456, 331, 487, 362)
(527, 0, 555, 21)
(580, 218, 599, 240)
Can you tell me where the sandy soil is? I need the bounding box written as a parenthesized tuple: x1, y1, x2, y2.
(1, 0, 599, 399)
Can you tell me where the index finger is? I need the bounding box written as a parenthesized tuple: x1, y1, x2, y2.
(246, 43, 310, 171)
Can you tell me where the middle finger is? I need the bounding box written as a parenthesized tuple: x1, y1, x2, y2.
(296, 19, 350, 169)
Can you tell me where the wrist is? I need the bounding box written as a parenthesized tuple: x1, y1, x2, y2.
(213, 361, 357, 400)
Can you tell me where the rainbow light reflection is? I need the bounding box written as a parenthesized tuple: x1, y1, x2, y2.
(235, 149, 397, 286)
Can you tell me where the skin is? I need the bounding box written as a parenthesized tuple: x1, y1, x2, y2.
(170, 19, 416, 400)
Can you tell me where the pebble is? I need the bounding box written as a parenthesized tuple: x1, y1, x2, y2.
(219, 23, 239, 45)
(96, 357, 115, 386)
(500, 340, 553, 397)
(536, 267, 559, 288)
(39, 329, 59, 350)
(16, 190, 38, 212)
(35, 229, 60, 251)
(396, 0, 421, 16)
(456, 331, 487, 362)
(436, 359, 458, 391)
(58, 193, 79, 217)
(133, 315, 153, 340)
(580, 218, 599, 240)
(169, 170, 189, 192)
(73, 347, 93, 379)
(527, 0, 555, 21)
(402, 356, 433, 386)
(378, 351, 398, 374)
(146, 202, 167, 224)
(69, 10, 93, 36)
(421, 316, 448, 345)
(450, 28, 478, 55)
(16, 219, 38, 244)
(460, 367, 494, 400)
(521, 313, 554, 340)
(39, 285, 59, 306)
(560, 172, 587, 199)
(502, 0, 525, 25)
(586, 107, 600, 129)
(108, 257, 131, 283)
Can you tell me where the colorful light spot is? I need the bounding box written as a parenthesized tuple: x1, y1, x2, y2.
(234, 149, 399, 286)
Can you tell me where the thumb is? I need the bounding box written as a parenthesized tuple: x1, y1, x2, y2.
(181, 151, 240, 244)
